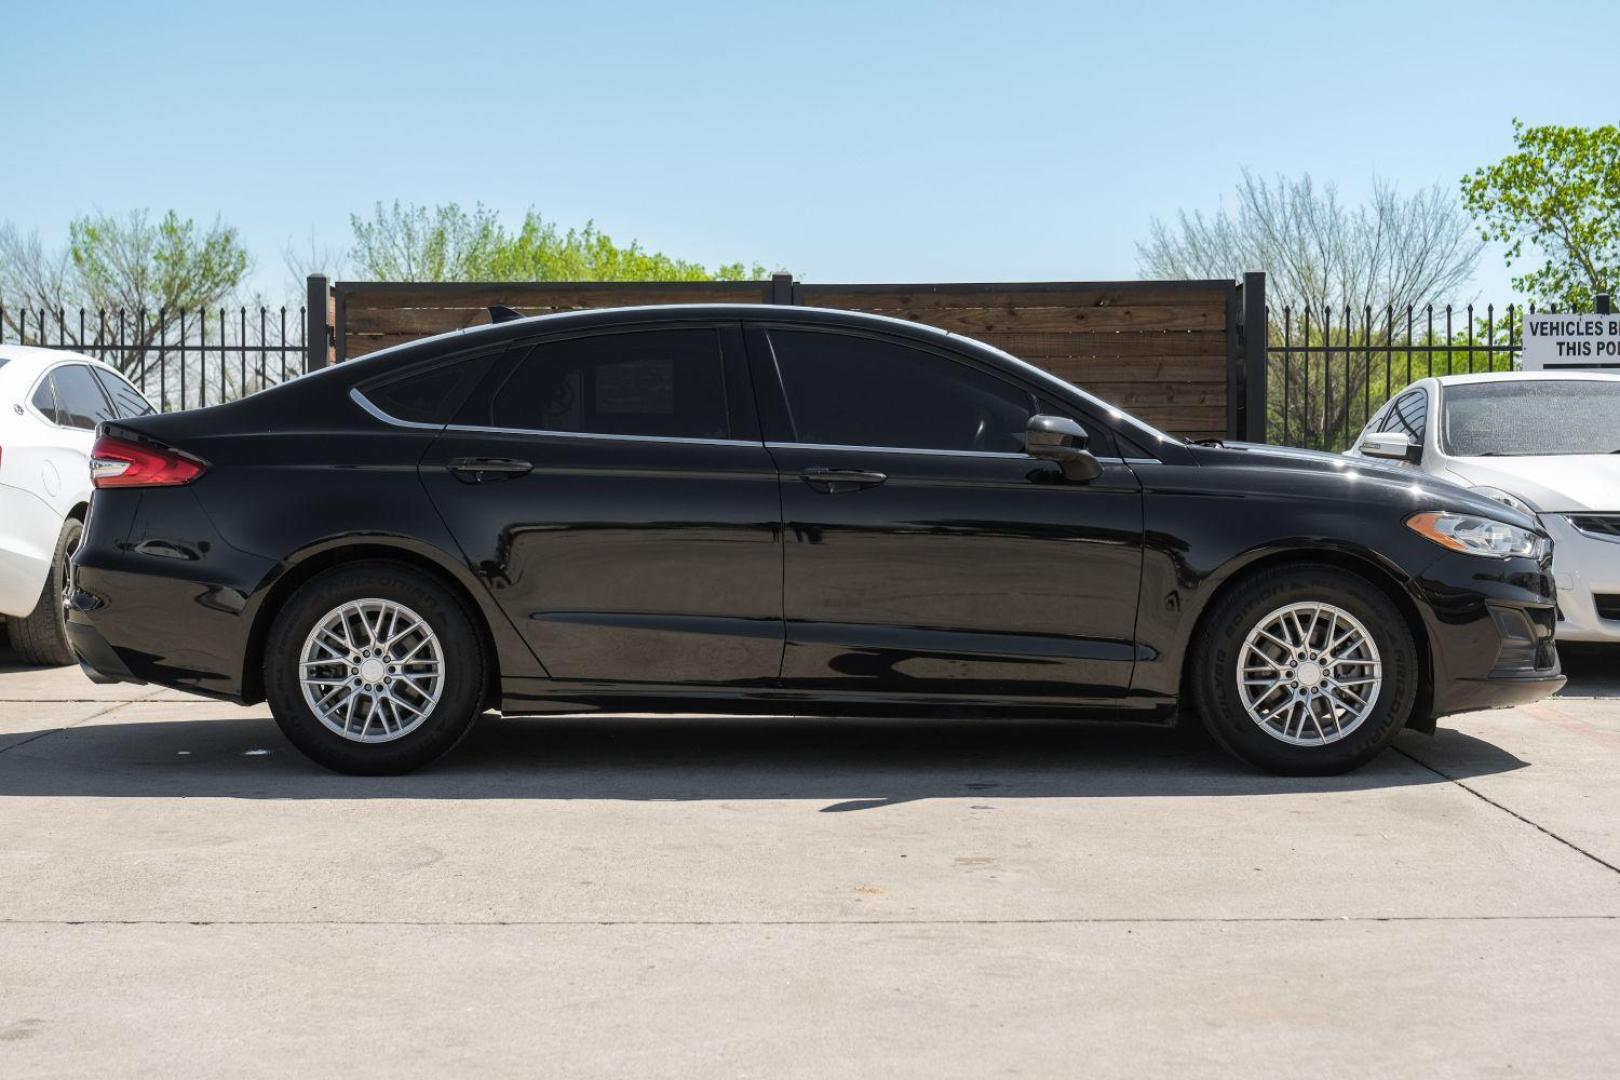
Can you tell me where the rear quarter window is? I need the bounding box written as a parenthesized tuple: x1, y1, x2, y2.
(360, 350, 503, 425)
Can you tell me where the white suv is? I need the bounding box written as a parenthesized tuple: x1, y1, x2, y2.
(0, 345, 155, 664)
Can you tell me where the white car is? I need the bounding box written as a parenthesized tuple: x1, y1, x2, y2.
(0, 345, 156, 664)
(1347, 371, 1620, 643)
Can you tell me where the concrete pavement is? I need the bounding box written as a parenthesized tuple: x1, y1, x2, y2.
(2, 646, 1617, 1078)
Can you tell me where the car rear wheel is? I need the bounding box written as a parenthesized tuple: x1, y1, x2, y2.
(1191, 566, 1419, 775)
(11, 516, 83, 667)
(264, 561, 486, 774)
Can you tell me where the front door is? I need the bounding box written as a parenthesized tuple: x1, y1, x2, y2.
(419, 322, 783, 688)
(751, 326, 1145, 705)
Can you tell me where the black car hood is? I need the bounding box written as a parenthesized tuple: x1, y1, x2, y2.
(1188, 441, 1540, 530)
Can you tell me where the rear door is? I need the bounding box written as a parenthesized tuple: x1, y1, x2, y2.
(750, 325, 1146, 704)
(418, 322, 784, 688)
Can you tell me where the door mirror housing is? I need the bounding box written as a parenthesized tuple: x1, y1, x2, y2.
(1025, 415, 1103, 482)
(1359, 430, 1421, 464)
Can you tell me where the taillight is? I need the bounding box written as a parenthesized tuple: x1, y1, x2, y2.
(90, 436, 207, 489)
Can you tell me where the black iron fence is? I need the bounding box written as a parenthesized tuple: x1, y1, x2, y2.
(1267, 302, 1527, 451)
(0, 303, 309, 412)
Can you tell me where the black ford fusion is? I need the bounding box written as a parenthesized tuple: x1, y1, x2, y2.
(67, 304, 1563, 775)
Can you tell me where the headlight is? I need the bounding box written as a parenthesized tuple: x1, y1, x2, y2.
(1407, 511, 1548, 559)
(1471, 486, 1537, 516)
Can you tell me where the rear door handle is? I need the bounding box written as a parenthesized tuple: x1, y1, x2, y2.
(799, 467, 887, 494)
(448, 457, 533, 484)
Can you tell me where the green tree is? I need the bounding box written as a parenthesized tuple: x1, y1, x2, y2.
(348, 201, 765, 282)
(0, 209, 251, 386)
(1141, 172, 1484, 447)
(67, 209, 249, 316)
(1462, 120, 1620, 309)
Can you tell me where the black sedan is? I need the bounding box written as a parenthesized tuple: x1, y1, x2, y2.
(67, 304, 1564, 775)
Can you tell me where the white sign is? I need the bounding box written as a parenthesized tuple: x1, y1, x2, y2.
(1522, 312, 1620, 370)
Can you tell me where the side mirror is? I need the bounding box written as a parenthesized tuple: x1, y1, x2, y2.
(1359, 430, 1421, 464)
(1025, 414, 1103, 482)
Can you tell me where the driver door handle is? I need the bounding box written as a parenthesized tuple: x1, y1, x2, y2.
(448, 456, 534, 484)
(800, 467, 887, 494)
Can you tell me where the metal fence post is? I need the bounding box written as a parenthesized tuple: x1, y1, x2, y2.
(1244, 271, 1268, 441)
(769, 272, 793, 306)
(1233, 272, 1268, 442)
(305, 274, 330, 372)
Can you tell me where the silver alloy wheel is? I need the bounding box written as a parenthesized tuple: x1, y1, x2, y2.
(298, 598, 444, 744)
(1236, 601, 1382, 746)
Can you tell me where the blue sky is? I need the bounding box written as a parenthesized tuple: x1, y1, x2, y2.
(3, 0, 1615, 302)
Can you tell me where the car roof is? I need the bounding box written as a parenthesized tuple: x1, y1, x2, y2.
(357, 303, 952, 360)
(0, 344, 106, 368)
(1430, 370, 1620, 386)
(0, 345, 119, 393)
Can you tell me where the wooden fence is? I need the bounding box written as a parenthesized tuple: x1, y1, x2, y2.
(312, 273, 1266, 441)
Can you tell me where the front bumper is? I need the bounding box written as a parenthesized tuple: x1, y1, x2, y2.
(1415, 549, 1565, 720)
(1543, 514, 1620, 644)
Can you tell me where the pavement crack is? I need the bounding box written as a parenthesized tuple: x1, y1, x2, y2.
(0, 915, 1616, 928)
(0, 689, 167, 757)
(1395, 746, 1620, 878)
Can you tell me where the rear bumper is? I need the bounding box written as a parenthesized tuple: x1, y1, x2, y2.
(66, 486, 272, 703)
(65, 616, 143, 686)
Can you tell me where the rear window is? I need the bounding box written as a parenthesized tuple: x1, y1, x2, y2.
(51, 365, 118, 429)
(468, 329, 732, 440)
(89, 367, 155, 419)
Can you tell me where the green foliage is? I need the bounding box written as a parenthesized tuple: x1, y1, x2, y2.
(349, 201, 765, 283)
(67, 209, 250, 313)
(1462, 120, 1620, 308)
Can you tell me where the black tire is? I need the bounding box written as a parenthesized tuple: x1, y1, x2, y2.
(263, 561, 487, 775)
(1191, 566, 1419, 776)
(11, 516, 82, 667)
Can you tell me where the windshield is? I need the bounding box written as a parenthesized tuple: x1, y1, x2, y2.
(1442, 380, 1620, 457)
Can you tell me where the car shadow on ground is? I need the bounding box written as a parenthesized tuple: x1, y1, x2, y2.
(0, 708, 1529, 806)
(2, 636, 1598, 805)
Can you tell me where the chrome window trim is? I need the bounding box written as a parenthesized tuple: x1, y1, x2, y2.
(443, 423, 757, 448)
(765, 439, 1130, 465)
(348, 386, 447, 431)
(353, 386, 1137, 462)
(767, 440, 1023, 460)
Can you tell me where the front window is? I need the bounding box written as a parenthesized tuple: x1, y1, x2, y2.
(1442, 380, 1620, 457)
(1381, 390, 1428, 444)
(768, 329, 1039, 454)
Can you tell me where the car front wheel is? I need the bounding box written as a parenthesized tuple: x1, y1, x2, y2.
(264, 561, 487, 774)
(1191, 566, 1419, 775)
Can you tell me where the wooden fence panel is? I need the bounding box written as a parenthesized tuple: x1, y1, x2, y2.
(795, 281, 1234, 440)
(337, 281, 772, 360)
(328, 276, 1252, 440)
